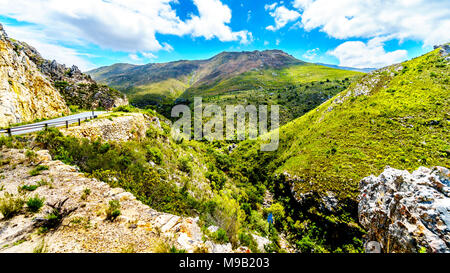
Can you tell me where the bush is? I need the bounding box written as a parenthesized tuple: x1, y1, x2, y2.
(27, 195, 45, 213)
(146, 146, 163, 165)
(105, 200, 121, 221)
(205, 170, 226, 191)
(20, 184, 39, 192)
(213, 228, 229, 244)
(178, 156, 193, 174)
(238, 231, 259, 253)
(211, 195, 245, 248)
(113, 105, 135, 113)
(0, 193, 24, 219)
(29, 165, 49, 176)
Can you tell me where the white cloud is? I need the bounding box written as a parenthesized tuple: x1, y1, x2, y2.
(3, 24, 94, 71)
(302, 48, 319, 60)
(186, 0, 252, 44)
(265, 3, 278, 11)
(142, 52, 157, 59)
(292, 0, 450, 46)
(328, 39, 408, 68)
(288, 0, 450, 67)
(0, 0, 251, 56)
(266, 5, 301, 31)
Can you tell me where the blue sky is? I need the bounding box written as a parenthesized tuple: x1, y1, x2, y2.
(0, 0, 448, 71)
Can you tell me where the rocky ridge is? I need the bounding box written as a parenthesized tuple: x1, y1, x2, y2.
(9, 34, 128, 110)
(0, 148, 245, 253)
(0, 23, 69, 127)
(358, 166, 450, 253)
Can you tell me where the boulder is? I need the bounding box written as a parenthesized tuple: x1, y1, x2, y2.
(358, 166, 450, 253)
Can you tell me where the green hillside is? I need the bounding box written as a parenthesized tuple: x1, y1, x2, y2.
(88, 51, 362, 125)
(232, 46, 449, 251)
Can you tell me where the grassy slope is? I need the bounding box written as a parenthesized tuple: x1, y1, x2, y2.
(228, 47, 449, 252)
(237, 47, 449, 200)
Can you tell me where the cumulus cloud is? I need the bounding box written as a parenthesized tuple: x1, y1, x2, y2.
(328, 39, 408, 68)
(266, 5, 301, 31)
(288, 0, 450, 67)
(0, 0, 250, 67)
(292, 0, 450, 46)
(2, 24, 94, 71)
(302, 48, 319, 60)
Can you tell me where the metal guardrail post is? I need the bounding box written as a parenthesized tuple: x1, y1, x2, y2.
(66, 120, 69, 129)
(45, 123, 48, 130)
(7, 128, 11, 137)
(78, 118, 81, 126)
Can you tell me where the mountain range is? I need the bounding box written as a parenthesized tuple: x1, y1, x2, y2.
(88, 50, 363, 124)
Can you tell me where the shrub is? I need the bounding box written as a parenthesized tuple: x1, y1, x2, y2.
(205, 170, 226, 191)
(80, 188, 91, 200)
(29, 165, 49, 176)
(146, 146, 163, 165)
(178, 156, 193, 174)
(25, 150, 37, 161)
(113, 105, 135, 113)
(238, 231, 259, 253)
(213, 228, 229, 244)
(20, 184, 39, 192)
(0, 193, 24, 219)
(105, 200, 121, 221)
(27, 195, 45, 213)
(211, 195, 245, 248)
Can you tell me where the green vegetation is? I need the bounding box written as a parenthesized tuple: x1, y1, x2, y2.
(231, 47, 449, 252)
(141, 64, 361, 125)
(88, 50, 361, 125)
(105, 200, 121, 221)
(29, 165, 49, 176)
(1, 47, 447, 253)
(26, 195, 45, 213)
(0, 193, 24, 219)
(54, 81, 125, 111)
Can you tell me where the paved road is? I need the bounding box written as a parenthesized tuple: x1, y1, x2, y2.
(2, 111, 106, 136)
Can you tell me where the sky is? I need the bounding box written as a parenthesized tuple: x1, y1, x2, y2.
(0, 0, 449, 71)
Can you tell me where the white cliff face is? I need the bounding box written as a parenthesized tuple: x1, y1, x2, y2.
(358, 166, 450, 253)
(0, 24, 69, 127)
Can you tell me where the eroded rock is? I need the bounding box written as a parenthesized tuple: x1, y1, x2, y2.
(358, 166, 450, 253)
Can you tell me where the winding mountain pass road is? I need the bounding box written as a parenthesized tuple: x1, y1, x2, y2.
(2, 111, 106, 136)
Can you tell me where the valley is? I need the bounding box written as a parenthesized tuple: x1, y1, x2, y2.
(0, 22, 449, 253)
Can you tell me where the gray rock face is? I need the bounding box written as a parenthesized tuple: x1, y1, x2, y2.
(358, 166, 450, 253)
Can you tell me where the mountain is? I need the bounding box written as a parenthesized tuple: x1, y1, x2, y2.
(0, 24, 69, 127)
(315, 63, 376, 73)
(88, 50, 362, 124)
(233, 44, 450, 251)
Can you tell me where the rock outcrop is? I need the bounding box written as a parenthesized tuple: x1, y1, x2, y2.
(0, 148, 241, 253)
(0, 23, 69, 127)
(358, 166, 450, 253)
(61, 113, 155, 142)
(8, 32, 128, 110)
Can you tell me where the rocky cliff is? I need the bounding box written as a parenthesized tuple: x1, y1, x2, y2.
(359, 166, 450, 253)
(8, 32, 128, 110)
(0, 24, 69, 127)
(0, 148, 246, 253)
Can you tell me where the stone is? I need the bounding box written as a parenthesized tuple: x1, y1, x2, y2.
(358, 166, 450, 253)
(0, 24, 69, 127)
